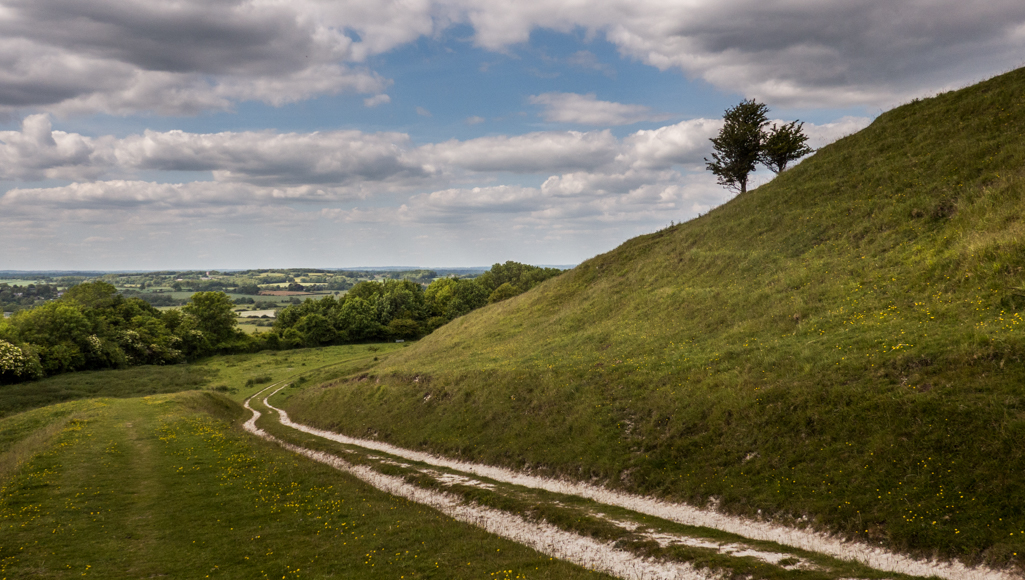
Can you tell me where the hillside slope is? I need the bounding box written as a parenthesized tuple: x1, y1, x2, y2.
(285, 68, 1025, 569)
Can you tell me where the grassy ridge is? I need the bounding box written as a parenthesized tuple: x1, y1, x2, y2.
(283, 68, 1025, 568)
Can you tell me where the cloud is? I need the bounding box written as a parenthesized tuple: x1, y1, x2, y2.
(416, 106, 433, 117)
(0, 114, 114, 180)
(113, 129, 430, 187)
(3, 1, 1025, 114)
(0, 0, 388, 115)
(364, 94, 391, 107)
(0, 180, 372, 228)
(465, 115, 486, 125)
(385, 171, 727, 228)
(0, 110, 872, 267)
(529, 93, 674, 126)
(620, 118, 723, 170)
(420, 130, 619, 173)
(798, 116, 873, 149)
(461, 0, 1025, 107)
(0, 114, 859, 197)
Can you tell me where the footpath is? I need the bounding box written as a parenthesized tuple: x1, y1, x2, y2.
(245, 383, 1018, 580)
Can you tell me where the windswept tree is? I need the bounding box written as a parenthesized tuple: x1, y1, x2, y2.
(705, 99, 769, 194)
(759, 121, 814, 174)
(706, 100, 813, 193)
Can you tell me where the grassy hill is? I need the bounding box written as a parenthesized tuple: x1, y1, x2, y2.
(283, 68, 1025, 569)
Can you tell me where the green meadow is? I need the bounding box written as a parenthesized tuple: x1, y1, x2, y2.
(0, 346, 609, 579)
(0, 392, 607, 579)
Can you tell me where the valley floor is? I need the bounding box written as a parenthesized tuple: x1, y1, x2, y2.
(0, 390, 608, 579)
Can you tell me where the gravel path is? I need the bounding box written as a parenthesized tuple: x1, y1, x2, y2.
(244, 385, 717, 580)
(248, 384, 1018, 580)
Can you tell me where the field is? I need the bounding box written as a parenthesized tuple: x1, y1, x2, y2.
(0, 341, 1012, 580)
(0, 388, 606, 579)
(1, 345, 612, 578)
(0, 344, 404, 420)
(237, 310, 278, 318)
(132, 289, 321, 303)
(0, 279, 50, 287)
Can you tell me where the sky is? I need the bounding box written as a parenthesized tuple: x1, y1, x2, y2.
(1, 1, 1024, 270)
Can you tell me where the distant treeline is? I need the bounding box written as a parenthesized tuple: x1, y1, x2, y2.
(271, 261, 562, 347)
(0, 283, 60, 313)
(0, 262, 562, 384)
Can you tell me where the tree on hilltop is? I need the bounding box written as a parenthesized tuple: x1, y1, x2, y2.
(759, 121, 814, 174)
(705, 99, 768, 195)
(706, 100, 813, 193)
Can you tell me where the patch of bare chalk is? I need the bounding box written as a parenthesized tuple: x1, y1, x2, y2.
(599, 515, 813, 571)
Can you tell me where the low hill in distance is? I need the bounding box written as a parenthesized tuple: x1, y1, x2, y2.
(283, 67, 1025, 570)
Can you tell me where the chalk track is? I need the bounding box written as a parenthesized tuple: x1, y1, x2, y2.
(245, 383, 1018, 580)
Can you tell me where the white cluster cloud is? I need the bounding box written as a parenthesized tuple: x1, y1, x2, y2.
(363, 94, 391, 108)
(420, 130, 620, 174)
(0, 112, 871, 239)
(2, 0, 1024, 114)
(0, 114, 113, 180)
(114, 129, 429, 187)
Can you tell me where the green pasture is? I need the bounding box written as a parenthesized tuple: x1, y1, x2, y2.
(0, 279, 49, 287)
(0, 391, 606, 580)
(236, 309, 277, 318)
(0, 344, 404, 420)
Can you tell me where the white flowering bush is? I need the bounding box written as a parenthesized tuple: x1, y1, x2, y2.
(0, 340, 26, 375)
(0, 339, 42, 383)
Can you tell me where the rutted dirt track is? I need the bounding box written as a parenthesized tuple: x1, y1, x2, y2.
(244, 384, 1018, 580)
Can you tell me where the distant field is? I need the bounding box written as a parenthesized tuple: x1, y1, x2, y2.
(131, 290, 254, 300)
(237, 309, 276, 318)
(122, 289, 328, 307)
(259, 290, 317, 296)
(237, 322, 272, 334)
(0, 279, 50, 287)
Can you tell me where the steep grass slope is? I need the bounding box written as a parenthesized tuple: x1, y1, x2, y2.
(285, 68, 1025, 569)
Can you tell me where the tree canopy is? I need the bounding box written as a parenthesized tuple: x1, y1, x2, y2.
(759, 121, 814, 174)
(705, 99, 769, 195)
(706, 100, 813, 193)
